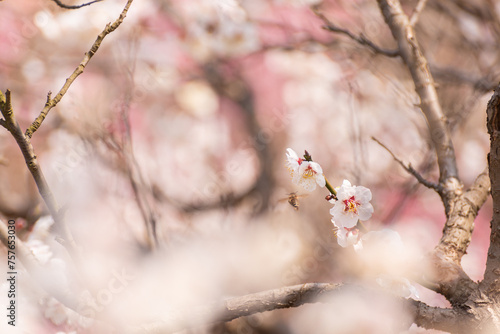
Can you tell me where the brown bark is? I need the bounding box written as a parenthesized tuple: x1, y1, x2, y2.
(483, 84, 500, 297)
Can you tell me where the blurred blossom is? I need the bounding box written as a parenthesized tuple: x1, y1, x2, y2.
(42, 296, 88, 329)
(175, 80, 219, 117)
(34, 10, 60, 40)
(332, 220, 360, 248)
(289, 289, 413, 334)
(34, 2, 126, 41)
(43, 298, 69, 326)
(267, 52, 342, 82)
(187, 18, 260, 60)
(376, 275, 419, 299)
(273, 0, 323, 6)
(216, 0, 248, 22)
(356, 229, 419, 282)
(285, 148, 325, 192)
(330, 180, 373, 228)
(21, 57, 45, 81)
(108, 225, 302, 327)
(457, 13, 484, 43)
(28, 215, 54, 242)
(25, 239, 53, 264)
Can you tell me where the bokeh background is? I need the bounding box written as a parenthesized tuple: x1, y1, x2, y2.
(0, 0, 499, 333)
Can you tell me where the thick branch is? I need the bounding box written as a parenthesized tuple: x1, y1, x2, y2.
(483, 83, 500, 296)
(377, 0, 459, 187)
(376, 1, 492, 305)
(25, 0, 134, 139)
(436, 170, 490, 264)
(131, 283, 470, 334)
(410, 299, 473, 333)
(131, 283, 340, 333)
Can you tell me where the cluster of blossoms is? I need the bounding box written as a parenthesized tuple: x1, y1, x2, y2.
(284, 148, 418, 298)
(285, 148, 373, 248)
(330, 179, 374, 248)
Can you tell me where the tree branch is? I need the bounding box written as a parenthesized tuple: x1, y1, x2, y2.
(376, 0, 459, 189)
(130, 283, 339, 333)
(130, 282, 471, 334)
(25, 0, 134, 139)
(410, 299, 472, 333)
(483, 83, 500, 296)
(371, 136, 440, 191)
(409, 0, 429, 26)
(430, 65, 498, 93)
(312, 7, 400, 57)
(52, 0, 102, 9)
(0, 90, 77, 253)
(435, 169, 490, 265)
(375, 0, 492, 305)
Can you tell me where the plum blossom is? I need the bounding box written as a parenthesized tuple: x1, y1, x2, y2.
(285, 148, 325, 192)
(332, 219, 361, 248)
(285, 148, 302, 177)
(330, 180, 373, 228)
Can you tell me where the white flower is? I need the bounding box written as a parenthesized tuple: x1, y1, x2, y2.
(330, 180, 373, 228)
(332, 219, 360, 248)
(285, 148, 302, 178)
(285, 148, 326, 192)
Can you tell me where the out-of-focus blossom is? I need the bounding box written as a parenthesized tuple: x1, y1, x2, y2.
(285, 148, 325, 192)
(356, 229, 418, 298)
(43, 298, 69, 326)
(273, 0, 323, 6)
(187, 17, 260, 61)
(376, 275, 419, 299)
(330, 180, 373, 228)
(25, 239, 53, 264)
(175, 80, 219, 117)
(332, 219, 360, 248)
(358, 229, 403, 254)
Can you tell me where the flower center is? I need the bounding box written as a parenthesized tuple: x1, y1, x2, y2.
(343, 196, 360, 214)
(302, 165, 316, 178)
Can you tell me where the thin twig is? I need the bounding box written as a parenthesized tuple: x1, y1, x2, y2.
(409, 0, 429, 26)
(372, 136, 440, 191)
(0, 90, 79, 259)
(26, 0, 134, 139)
(430, 65, 498, 92)
(312, 8, 399, 57)
(52, 0, 102, 9)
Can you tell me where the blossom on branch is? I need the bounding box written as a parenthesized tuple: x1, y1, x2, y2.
(330, 180, 373, 228)
(285, 148, 325, 192)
